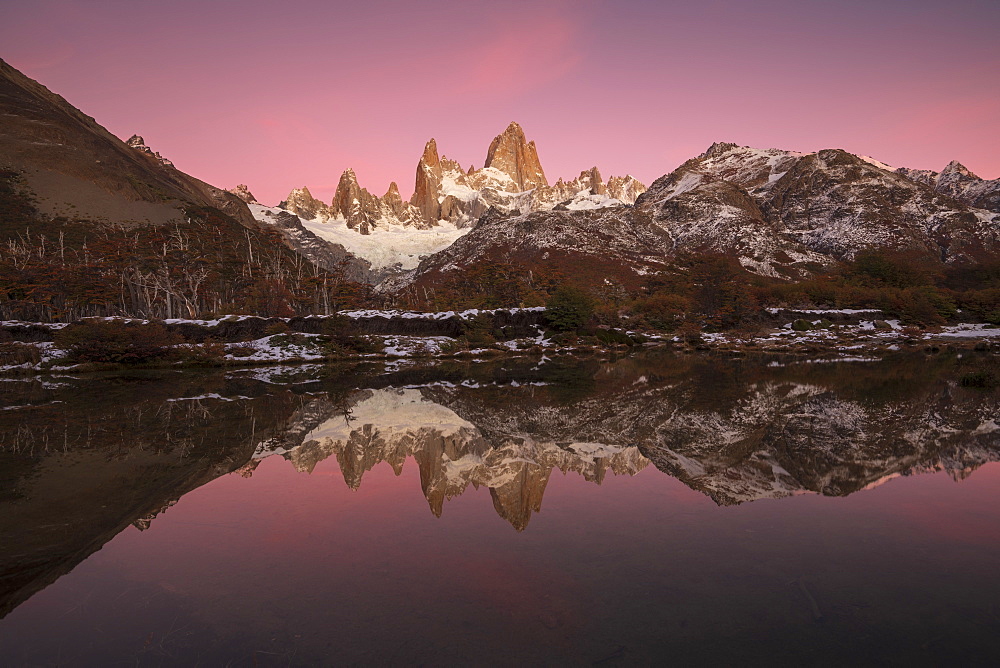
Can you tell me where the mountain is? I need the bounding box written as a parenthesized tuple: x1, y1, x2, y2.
(280, 121, 647, 231)
(0, 59, 368, 320)
(388, 142, 1000, 292)
(896, 160, 1000, 213)
(252, 122, 646, 275)
(0, 59, 257, 227)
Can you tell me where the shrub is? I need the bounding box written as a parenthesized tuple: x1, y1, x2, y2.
(629, 293, 690, 331)
(595, 328, 634, 346)
(0, 342, 41, 365)
(791, 319, 813, 332)
(319, 334, 380, 356)
(174, 339, 227, 364)
(676, 322, 703, 344)
(546, 286, 595, 331)
(265, 321, 291, 336)
(54, 321, 182, 364)
(462, 314, 498, 345)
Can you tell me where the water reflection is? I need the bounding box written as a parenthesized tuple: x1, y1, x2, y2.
(255, 388, 649, 529)
(0, 350, 998, 634)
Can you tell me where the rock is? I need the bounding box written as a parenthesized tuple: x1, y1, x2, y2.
(484, 121, 548, 191)
(227, 184, 257, 203)
(280, 186, 330, 221)
(606, 175, 647, 204)
(410, 138, 443, 222)
(126, 134, 174, 167)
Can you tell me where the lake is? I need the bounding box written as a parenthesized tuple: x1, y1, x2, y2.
(1, 350, 999, 665)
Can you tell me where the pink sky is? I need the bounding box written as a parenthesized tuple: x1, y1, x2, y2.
(3, 0, 998, 204)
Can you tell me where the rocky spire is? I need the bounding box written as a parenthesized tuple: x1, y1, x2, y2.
(410, 138, 443, 222)
(484, 122, 547, 191)
(578, 167, 606, 195)
(332, 168, 380, 234)
(383, 181, 407, 217)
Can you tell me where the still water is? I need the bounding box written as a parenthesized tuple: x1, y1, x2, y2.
(1, 351, 999, 665)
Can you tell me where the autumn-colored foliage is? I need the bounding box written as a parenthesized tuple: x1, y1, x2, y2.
(54, 321, 182, 363)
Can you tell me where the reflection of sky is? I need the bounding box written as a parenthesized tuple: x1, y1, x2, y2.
(2, 0, 997, 205)
(4, 455, 1000, 663)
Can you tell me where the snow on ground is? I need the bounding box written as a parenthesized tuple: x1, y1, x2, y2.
(339, 306, 543, 320)
(249, 203, 469, 270)
(225, 334, 327, 362)
(563, 193, 623, 210)
(858, 155, 896, 171)
(765, 308, 883, 315)
(382, 336, 453, 357)
(935, 324, 1000, 338)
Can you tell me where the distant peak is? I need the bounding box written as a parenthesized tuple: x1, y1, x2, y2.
(942, 160, 976, 178)
(503, 121, 525, 135)
(484, 122, 547, 190)
(700, 142, 739, 159)
(420, 138, 440, 166)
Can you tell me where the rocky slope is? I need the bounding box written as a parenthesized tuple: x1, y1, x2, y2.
(0, 58, 258, 228)
(0, 58, 377, 320)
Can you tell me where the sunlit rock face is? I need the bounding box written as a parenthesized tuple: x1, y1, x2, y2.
(227, 183, 257, 203)
(274, 122, 646, 234)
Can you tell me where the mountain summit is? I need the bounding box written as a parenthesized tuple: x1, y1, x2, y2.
(278, 122, 646, 233)
(483, 121, 548, 191)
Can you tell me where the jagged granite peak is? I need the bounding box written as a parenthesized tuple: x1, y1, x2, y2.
(332, 168, 381, 234)
(484, 121, 548, 191)
(227, 184, 257, 203)
(382, 180, 422, 224)
(579, 166, 606, 195)
(410, 138, 444, 222)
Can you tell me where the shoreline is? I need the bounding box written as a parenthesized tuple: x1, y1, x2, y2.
(2, 316, 998, 377)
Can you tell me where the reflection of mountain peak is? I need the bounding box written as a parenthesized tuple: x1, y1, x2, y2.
(254, 388, 650, 529)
